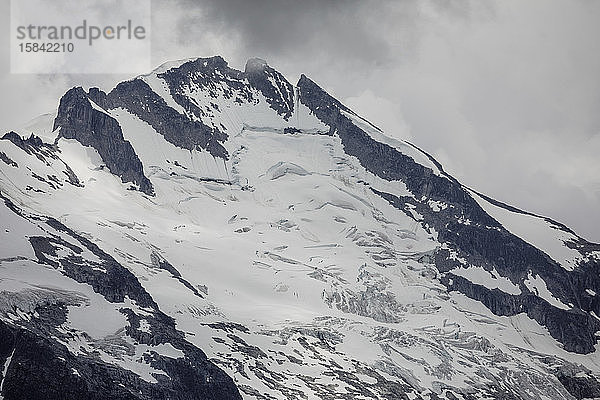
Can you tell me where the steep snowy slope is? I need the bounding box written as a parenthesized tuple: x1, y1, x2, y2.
(1, 56, 600, 400)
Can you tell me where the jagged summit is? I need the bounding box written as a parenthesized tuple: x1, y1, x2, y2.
(1, 55, 600, 400)
(138, 55, 231, 78)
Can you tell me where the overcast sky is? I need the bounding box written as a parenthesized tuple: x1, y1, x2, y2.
(1, 0, 599, 242)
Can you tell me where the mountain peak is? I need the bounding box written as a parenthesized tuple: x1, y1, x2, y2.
(244, 57, 269, 74)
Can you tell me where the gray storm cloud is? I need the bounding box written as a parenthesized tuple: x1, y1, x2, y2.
(1, 0, 599, 241)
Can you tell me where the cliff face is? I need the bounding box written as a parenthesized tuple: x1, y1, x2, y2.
(53, 87, 154, 195)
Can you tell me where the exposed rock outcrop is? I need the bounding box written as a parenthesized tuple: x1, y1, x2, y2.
(53, 87, 153, 195)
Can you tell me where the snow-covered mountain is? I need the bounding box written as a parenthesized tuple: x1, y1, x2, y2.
(1, 56, 600, 400)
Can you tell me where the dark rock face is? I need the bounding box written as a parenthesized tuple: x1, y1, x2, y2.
(0, 316, 241, 400)
(0, 151, 17, 167)
(158, 57, 249, 122)
(297, 74, 600, 355)
(0, 194, 242, 400)
(30, 216, 157, 308)
(2, 131, 48, 154)
(53, 87, 153, 195)
(244, 58, 295, 119)
(106, 78, 229, 158)
(557, 371, 600, 399)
